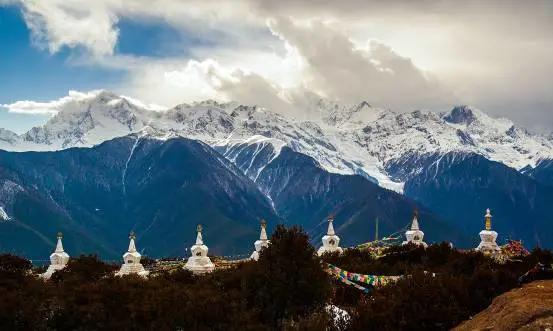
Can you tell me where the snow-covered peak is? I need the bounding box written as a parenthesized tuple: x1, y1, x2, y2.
(437, 105, 551, 169)
(17, 92, 149, 150)
(191, 99, 239, 112)
(324, 101, 389, 128)
(94, 90, 121, 103)
(442, 105, 514, 131)
(443, 105, 478, 125)
(0, 128, 19, 144)
(309, 97, 345, 115)
(229, 104, 264, 120)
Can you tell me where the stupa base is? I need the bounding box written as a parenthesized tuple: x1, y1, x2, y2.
(185, 257, 215, 274)
(477, 230, 501, 255)
(317, 246, 343, 256)
(116, 264, 149, 277)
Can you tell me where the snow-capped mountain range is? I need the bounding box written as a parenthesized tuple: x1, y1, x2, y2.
(2, 90, 552, 193)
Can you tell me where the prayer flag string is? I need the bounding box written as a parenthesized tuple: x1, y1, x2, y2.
(325, 263, 403, 290)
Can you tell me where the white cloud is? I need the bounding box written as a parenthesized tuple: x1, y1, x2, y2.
(123, 59, 230, 108)
(15, 0, 265, 57)
(1, 90, 101, 115)
(268, 18, 455, 111)
(20, 0, 119, 56)
(121, 57, 296, 115)
(215, 70, 298, 114)
(1, 90, 169, 117)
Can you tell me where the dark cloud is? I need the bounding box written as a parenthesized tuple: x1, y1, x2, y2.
(269, 18, 455, 111)
(255, 1, 553, 131)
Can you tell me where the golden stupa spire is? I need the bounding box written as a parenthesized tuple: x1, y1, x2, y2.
(129, 231, 136, 240)
(57, 232, 63, 239)
(485, 208, 492, 231)
(260, 219, 267, 228)
(197, 224, 203, 233)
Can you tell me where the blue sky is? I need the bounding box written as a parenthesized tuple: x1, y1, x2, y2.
(116, 17, 214, 58)
(0, 6, 125, 103)
(1, 1, 552, 134)
(0, 5, 125, 132)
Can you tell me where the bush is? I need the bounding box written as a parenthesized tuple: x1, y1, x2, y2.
(0, 254, 51, 330)
(242, 225, 332, 327)
(0, 254, 32, 281)
(51, 254, 118, 284)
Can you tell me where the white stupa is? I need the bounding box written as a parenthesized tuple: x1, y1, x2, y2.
(317, 216, 343, 256)
(116, 231, 149, 277)
(476, 208, 501, 255)
(185, 224, 215, 274)
(402, 211, 428, 247)
(41, 232, 70, 279)
(250, 219, 270, 261)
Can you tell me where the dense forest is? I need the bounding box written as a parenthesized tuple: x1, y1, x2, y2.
(0, 225, 551, 330)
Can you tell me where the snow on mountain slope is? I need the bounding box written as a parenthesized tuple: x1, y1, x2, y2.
(324, 101, 387, 128)
(214, 135, 286, 181)
(0, 206, 10, 221)
(1, 90, 552, 193)
(0, 128, 19, 145)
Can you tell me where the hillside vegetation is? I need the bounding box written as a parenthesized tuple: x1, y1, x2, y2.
(0, 226, 551, 330)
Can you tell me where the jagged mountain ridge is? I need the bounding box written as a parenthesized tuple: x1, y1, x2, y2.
(1, 90, 552, 194)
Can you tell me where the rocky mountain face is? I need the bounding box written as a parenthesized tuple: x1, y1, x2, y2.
(0, 136, 279, 259)
(0, 136, 467, 258)
(0, 128, 19, 144)
(404, 152, 553, 247)
(254, 147, 469, 247)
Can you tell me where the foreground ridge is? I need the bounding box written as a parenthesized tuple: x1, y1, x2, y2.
(454, 280, 553, 331)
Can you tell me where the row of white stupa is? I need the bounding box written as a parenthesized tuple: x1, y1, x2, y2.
(40, 209, 500, 278)
(40, 221, 271, 278)
(316, 208, 500, 255)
